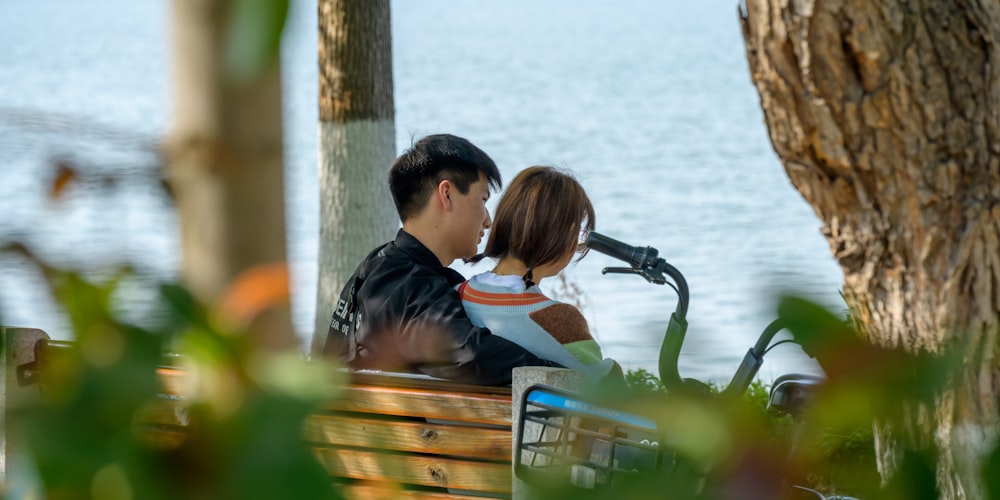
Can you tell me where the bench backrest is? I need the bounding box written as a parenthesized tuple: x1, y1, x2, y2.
(313, 372, 513, 497)
(2, 327, 514, 499)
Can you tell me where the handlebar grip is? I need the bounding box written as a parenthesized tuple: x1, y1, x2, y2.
(585, 231, 659, 269)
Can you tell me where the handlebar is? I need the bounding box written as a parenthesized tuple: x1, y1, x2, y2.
(585, 231, 787, 398)
(585, 232, 662, 270)
(584, 232, 688, 318)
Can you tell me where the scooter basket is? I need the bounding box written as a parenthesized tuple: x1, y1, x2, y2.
(515, 384, 663, 489)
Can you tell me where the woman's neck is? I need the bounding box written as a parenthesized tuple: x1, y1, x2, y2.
(492, 256, 566, 285)
(491, 257, 528, 277)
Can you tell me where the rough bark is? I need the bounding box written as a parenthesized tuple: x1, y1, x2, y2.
(740, 1, 1000, 498)
(313, 0, 397, 356)
(165, 0, 294, 350)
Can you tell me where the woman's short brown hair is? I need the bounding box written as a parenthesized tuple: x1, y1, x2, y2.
(483, 166, 595, 276)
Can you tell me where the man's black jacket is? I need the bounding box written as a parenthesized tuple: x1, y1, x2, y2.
(324, 229, 561, 385)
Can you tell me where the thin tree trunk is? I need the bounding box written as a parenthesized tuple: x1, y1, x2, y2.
(740, 1, 1000, 498)
(312, 0, 396, 356)
(166, 0, 294, 350)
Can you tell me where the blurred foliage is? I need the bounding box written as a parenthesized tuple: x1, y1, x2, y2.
(3, 244, 343, 499)
(2, 239, 992, 500)
(5, 149, 987, 499)
(620, 368, 873, 498)
(542, 291, 975, 500)
(224, 0, 290, 82)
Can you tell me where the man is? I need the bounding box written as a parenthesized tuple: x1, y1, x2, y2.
(324, 134, 562, 385)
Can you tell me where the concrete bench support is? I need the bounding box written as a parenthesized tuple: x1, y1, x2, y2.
(511, 366, 585, 500)
(1, 327, 49, 487)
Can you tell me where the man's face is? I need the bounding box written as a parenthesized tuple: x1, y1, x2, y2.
(449, 173, 492, 260)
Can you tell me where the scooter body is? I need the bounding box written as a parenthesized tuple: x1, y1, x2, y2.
(512, 232, 859, 499)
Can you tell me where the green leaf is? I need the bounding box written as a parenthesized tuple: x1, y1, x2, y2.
(882, 450, 939, 500)
(223, 0, 290, 82)
(987, 444, 1000, 499)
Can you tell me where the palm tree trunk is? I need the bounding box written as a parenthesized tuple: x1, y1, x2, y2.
(313, 0, 397, 356)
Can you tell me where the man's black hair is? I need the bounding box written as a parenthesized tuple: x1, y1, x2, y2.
(389, 134, 503, 222)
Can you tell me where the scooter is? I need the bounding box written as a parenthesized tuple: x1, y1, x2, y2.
(514, 231, 858, 499)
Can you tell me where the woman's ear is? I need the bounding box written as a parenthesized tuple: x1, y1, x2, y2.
(436, 180, 453, 210)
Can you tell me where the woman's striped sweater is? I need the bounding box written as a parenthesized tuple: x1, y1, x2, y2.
(458, 272, 615, 377)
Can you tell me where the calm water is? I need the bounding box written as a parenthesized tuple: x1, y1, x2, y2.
(0, 0, 844, 383)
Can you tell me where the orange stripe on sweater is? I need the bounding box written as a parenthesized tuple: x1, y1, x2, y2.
(460, 286, 549, 306)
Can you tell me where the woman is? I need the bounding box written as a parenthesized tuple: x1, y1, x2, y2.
(460, 166, 619, 378)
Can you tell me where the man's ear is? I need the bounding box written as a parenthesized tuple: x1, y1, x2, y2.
(436, 180, 453, 210)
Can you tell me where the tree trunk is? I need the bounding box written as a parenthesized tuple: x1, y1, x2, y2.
(312, 0, 397, 356)
(166, 0, 294, 350)
(740, 1, 1000, 498)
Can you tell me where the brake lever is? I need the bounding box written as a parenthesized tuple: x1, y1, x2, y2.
(601, 266, 667, 285)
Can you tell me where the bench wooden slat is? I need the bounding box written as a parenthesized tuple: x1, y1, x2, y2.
(138, 428, 188, 448)
(328, 385, 512, 426)
(156, 368, 513, 426)
(155, 366, 513, 397)
(315, 448, 512, 494)
(348, 371, 513, 396)
(339, 482, 494, 499)
(304, 414, 510, 461)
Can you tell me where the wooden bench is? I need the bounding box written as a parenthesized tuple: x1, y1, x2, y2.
(2, 327, 523, 499)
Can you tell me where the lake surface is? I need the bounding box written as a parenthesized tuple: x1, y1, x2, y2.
(0, 0, 844, 383)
